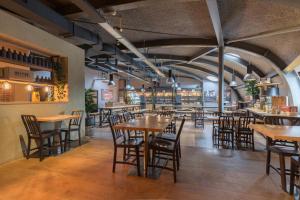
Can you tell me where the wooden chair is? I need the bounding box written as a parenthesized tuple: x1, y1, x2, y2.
(289, 156, 300, 195)
(217, 115, 235, 149)
(194, 109, 205, 128)
(21, 115, 63, 161)
(61, 110, 84, 151)
(212, 112, 222, 145)
(265, 117, 299, 192)
(150, 117, 186, 183)
(108, 115, 143, 176)
(123, 112, 143, 139)
(236, 116, 256, 151)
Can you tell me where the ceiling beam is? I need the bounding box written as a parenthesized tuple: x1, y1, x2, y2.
(226, 25, 300, 44)
(188, 47, 217, 63)
(265, 71, 278, 79)
(205, 0, 224, 47)
(160, 67, 203, 81)
(137, 53, 245, 80)
(126, 38, 285, 73)
(207, 51, 265, 77)
(120, 38, 217, 50)
(69, 0, 165, 77)
(284, 54, 300, 73)
(227, 42, 286, 70)
(62, 0, 201, 17)
(0, 0, 101, 45)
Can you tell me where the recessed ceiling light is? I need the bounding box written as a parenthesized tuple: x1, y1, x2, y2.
(206, 76, 218, 82)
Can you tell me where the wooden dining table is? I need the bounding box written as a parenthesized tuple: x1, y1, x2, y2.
(206, 116, 240, 122)
(36, 114, 80, 123)
(113, 115, 172, 177)
(249, 124, 300, 142)
(250, 124, 300, 192)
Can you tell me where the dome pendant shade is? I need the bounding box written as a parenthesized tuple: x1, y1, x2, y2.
(230, 71, 237, 87)
(141, 84, 145, 92)
(166, 69, 174, 84)
(108, 74, 115, 86)
(243, 65, 257, 82)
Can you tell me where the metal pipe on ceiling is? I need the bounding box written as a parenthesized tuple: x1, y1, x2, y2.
(69, 0, 165, 78)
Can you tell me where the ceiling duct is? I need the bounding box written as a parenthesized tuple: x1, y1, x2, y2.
(69, 0, 165, 78)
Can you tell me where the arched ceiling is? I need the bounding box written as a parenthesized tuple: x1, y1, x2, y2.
(2, 0, 300, 95)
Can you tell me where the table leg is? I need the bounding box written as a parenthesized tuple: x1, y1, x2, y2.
(144, 130, 149, 177)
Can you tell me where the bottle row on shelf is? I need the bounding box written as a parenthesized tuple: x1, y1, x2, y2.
(0, 47, 60, 69)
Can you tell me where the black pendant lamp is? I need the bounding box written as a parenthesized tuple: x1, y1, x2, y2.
(108, 74, 115, 86)
(166, 69, 174, 84)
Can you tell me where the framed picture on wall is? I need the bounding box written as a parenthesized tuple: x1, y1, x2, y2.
(101, 89, 113, 101)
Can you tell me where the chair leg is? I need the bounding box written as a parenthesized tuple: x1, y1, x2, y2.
(266, 149, 271, 175)
(279, 153, 287, 192)
(64, 132, 68, 152)
(136, 147, 141, 176)
(39, 138, 44, 161)
(113, 147, 117, 173)
(290, 159, 296, 195)
(152, 149, 156, 166)
(176, 148, 180, 170)
(251, 134, 255, 151)
(178, 141, 182, 158)
(47, 138, 52, 155)
(173, 152, 177, 183)
(58, 132, 63, 153)
(123, 147, 126, 161)
(231, 132, 234, 149)
(78, 130, 81, 146)
(27, 138, 31, 159)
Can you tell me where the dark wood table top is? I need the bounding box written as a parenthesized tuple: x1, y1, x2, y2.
(113, 115, 172, 132)
(250, 124, 300, 142)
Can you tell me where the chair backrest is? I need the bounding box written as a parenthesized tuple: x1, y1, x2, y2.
(264, 117, 283, 125)
(69, 110, 84, 128)
(159, 110, 174, 117)
(175, 117, 186, 144)
(238, 116, 255, 130)
(21, 115, 41, 137)
(218, 115, 234, 130)
(213, 111, 222, 116)
(195, 109, 204, 118)
(108, 114, 125, 146)
(123, 112, 134, 122)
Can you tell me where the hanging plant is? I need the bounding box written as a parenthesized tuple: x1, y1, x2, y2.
(245, 80, 259, 100)
(53, 61, 67, 101)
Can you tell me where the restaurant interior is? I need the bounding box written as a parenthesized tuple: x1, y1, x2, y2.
(1, 0, 300, 199)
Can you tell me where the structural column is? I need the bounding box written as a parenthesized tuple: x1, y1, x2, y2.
(218, 46, 224, 112)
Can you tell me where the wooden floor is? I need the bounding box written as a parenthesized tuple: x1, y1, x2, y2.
(0, 121, 293, 200)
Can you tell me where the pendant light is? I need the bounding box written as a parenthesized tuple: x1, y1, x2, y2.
(230, 64, 237, 87)
(166, 69, 174, 84)
(176, 83, 182, 91)
(243, 60, 256, 82)
(141, 84, 145, 92)
(108, 74, 115, 86)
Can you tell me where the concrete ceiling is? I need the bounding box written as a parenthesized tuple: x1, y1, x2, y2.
(2, 0, 300, 82)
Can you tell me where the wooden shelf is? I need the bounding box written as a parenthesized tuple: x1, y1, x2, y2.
(0, 57, 52, 72)
(256, 82, 280, 87)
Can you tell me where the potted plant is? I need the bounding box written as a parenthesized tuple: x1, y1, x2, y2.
(85, 89, 98, 126)
(244, 80, 260, 104)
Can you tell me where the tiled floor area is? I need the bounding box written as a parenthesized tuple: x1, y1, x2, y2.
(0, 121, 293, 200)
